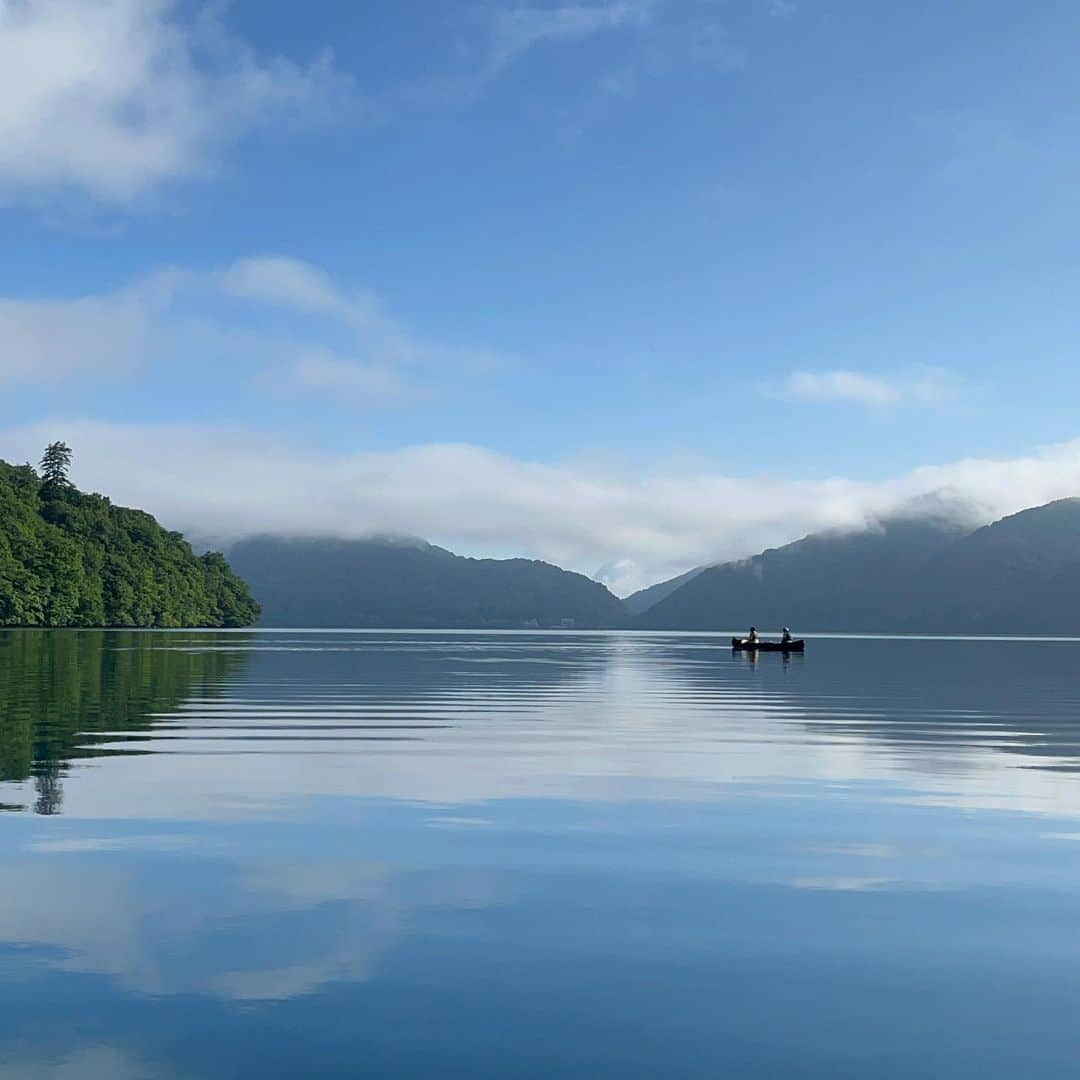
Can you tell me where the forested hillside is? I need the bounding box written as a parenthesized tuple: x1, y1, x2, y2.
(0, 447, 259, 628)
(903, 499, 1080, 634)
(228, 535, 627, 628)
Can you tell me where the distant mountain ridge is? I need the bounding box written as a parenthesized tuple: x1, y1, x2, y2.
(228, 535, 627, 629)
(227, 498, 1080, 633)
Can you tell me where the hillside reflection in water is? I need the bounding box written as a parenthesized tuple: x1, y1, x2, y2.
(3, 631, 1080, 1077)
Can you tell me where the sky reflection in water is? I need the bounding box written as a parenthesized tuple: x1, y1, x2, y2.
(3, 631, 1080, 1078)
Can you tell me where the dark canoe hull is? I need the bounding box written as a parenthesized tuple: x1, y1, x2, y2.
(731, 638, 805, 652)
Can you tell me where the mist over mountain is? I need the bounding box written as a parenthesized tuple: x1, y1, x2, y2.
(228, 535, 627, 629)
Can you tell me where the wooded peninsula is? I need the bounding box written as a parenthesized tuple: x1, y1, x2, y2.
(0, 443, 259, 628)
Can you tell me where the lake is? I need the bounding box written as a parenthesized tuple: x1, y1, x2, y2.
(3, 630, 1080, 1077)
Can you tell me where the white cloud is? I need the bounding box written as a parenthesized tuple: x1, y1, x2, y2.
(0, 292, 149, 383)
(481, 0, 741, 80)
(219, 255, 356, 318)
(781, 366, 961, 406)
(488, 1, 655, 71)
(0, 269, 178, 384)
(765, 0, 796, 16)
(4, 419, 1080, 595)
(220, 254, 501, 374)
(0, 256, 496, 401)
(0, 0, 353, 204)
(291, 348, 429, 407)
(423, 0, 739, 114)
(786, 370, 902, 404)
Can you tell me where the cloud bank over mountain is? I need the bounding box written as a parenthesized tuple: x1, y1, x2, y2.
(4, 419, 1080, 595)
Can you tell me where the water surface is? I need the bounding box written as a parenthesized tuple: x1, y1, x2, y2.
(3, 630, 1080, 1077)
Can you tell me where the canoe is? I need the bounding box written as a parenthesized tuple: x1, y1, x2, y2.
(731, 637, 805, 652)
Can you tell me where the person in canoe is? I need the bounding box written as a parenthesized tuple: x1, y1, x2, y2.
(780, 627, 792, 645)
(747, 626, 759, 644)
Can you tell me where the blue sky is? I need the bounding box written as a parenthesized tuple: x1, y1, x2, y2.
(3, 0, 1080, 591)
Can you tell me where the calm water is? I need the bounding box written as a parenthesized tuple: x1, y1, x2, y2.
(3, 630, 1080, 1077)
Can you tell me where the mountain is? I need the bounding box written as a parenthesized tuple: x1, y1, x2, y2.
(633, 515, 968, 632)
(0, 460, 259, 628)
(228, 535, 628, 628)
(633, 500, 1080, 633)
(912, 498, 1080, 634)
(623, 566, 706, 616)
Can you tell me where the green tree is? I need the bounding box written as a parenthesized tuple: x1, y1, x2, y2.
(39, 442, 73, 487)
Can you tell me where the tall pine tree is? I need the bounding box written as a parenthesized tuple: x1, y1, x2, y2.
(39, 442, 73, 487)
